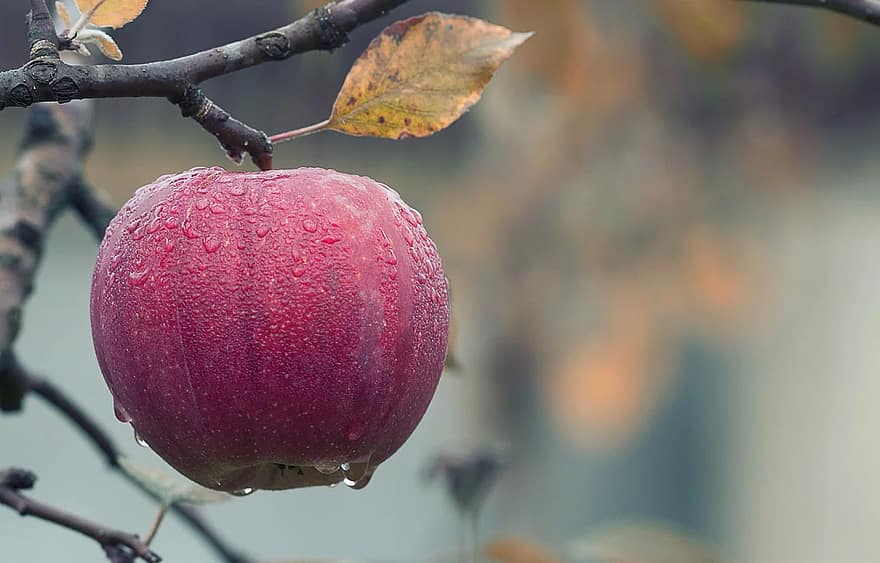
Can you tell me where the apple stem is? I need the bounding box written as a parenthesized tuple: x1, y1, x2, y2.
(143, 504, 168, 546)
(269, 119, 332, 144)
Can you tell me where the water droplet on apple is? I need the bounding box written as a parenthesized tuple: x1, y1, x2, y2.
(256, 225, 270, 238)
(203, 238, 221, 253)
(113, 401, 131, 423)
(129, 267, 150, 286)
(341, 457, 374, 489)
(227, 183, 247, 196)
(133, 428, 148, 448)
(230, 487, 254, 497)
(405, 209, 421, 227)
(302, 218, 318, 233)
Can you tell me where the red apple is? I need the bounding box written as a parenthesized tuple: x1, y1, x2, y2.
(90, 167, 449, 493)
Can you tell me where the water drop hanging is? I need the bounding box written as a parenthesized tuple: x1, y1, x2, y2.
(133, 428, 148, 448)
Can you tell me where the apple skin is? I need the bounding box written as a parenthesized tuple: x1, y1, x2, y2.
(90, 167, 449, 492)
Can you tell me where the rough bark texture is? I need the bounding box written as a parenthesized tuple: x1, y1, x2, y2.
(0, 0, 410, 168)
(0, 102, 94, 410)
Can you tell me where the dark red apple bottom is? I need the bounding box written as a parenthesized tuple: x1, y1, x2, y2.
(90, 167, 449, 493)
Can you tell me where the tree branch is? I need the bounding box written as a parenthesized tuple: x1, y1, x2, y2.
(739, 0, 880, 26)
(12, 360, 254, 563)
(0, 468, 161, 563)
(0, 102, 252, 563)
(27, 0, 59, 59)
(1, 0, 411, 168)
(0, 101, 93, 377)
(71, 180, 117, 240)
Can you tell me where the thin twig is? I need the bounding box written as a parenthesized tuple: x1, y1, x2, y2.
(0, 101, 251, 563)
(0, 468, 161, 563)
(269, 119, 331, 144)
(739, 0, 880, 26)
(23, 363, 254, 563)
(1, 0, 411, 167)
(143, 505, 169, 546)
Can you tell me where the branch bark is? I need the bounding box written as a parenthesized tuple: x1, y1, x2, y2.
(0, 101, 93, 390)
(0, 0, 411, 168)
(0, 468, 161, 563)
(0, 103, 250, 563)
(27, 0, 60, 59)
(20, 360, 254, 563)
(740, 0, 880, 26)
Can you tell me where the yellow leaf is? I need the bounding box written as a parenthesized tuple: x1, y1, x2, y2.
(328, 12, 532, 139)
(79, 28, 123, 60)
(75, 0, 148, 29)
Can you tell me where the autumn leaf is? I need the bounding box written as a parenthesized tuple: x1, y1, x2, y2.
(329, 13, 532, 139)
(74, 0, 149, 29)
(78, 28, 123, 60)
(270, 13, 532, 144)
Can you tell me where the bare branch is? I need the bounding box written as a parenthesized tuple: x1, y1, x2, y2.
(71, 181, 117, 240)
(0, 0, 411, 168)
(0, 100, 251, 563)
(27, 0, 59, 59)
(0, 468, 161, 563)
(0, 101, 93, 364)
(14, 361, 254, 563)
(739, 0, 880, 26)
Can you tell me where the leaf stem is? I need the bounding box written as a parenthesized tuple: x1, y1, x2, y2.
(269, 119, 331, 144)
(68, 0, 107, 37)
(144, 505, 168, 546)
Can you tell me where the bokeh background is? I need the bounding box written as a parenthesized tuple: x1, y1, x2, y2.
(3, 0, 880, 561)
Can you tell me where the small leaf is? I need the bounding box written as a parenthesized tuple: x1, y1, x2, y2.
(74, 0, 149, 29)
(78, 29, 123, 60)
(117, 457, 228, 506)
(56, 2, 72, 28)
(175, 485, 230, 505)
(327, 12, 532, 139)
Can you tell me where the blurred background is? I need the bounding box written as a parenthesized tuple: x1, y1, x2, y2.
(3, 0, 880, 561)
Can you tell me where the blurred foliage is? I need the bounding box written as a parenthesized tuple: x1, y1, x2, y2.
(569, 522, 724, 562)
(3, 0, 880, 561)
